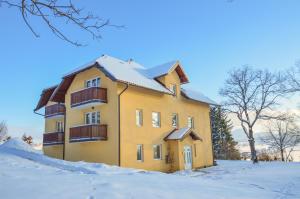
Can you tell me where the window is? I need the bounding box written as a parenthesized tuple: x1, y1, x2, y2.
(86, 77, 100, 88)
(172, 113, 178, 128)
(136, 109, 143, 127)
(153, 144, 162, 160)
(170, 84, 177, 96)
(56, 121, 64, 132)
(85, 111, 100, 124)
(137, 144, 143, 161)
(152, 112, 160, 128)
(188, 116, 194, 128)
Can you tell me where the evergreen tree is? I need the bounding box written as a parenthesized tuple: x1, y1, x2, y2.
(210, 107, 240, 160)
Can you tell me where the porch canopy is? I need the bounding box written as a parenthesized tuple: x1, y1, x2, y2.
(164, 127, 202, 141)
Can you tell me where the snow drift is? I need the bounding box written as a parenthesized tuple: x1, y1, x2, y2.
(0, 138, 299, 199)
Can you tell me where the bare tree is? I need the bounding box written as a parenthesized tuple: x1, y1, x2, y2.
(220, 66, 287, 163)
(261, 116, 300, 162)
(287, 61, 300, 92)
(0, 121, 8, 141)
(0, 0, 119, 46)
(22, 133, 33, 145)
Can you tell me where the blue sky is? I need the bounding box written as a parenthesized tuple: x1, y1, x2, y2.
(1, 0, 300, 141)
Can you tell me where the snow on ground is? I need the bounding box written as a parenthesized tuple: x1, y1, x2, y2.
(0, 139, 299, 199)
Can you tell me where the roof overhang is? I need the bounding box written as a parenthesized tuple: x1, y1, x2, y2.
(164, 127, 202, 141)
(155, 62, 189, 84)
(49, 62, 117, 103)
(34, 85, 58, 111)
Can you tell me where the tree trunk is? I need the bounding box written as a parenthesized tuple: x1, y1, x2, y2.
(280, 149, 285, 162)
(248, 128, 258, 163)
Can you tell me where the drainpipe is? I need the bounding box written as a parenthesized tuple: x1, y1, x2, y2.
(33, 110, 45, 117)
(118, 83, 129, 166)
(62, 107, 66, 160)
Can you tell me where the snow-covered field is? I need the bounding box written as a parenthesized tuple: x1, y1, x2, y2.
(0, 139, 299, 199)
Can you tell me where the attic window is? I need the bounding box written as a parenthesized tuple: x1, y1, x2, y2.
(170, 84, 177, 96)
(86, 77, 100, 88)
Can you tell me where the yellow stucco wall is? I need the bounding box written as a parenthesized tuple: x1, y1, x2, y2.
(64, 67, 119, 165)
(43, 101, 65, 159)
(119, 69, 213, 172)
(42, 65, 213, 172)
(43, 145, 64, 159)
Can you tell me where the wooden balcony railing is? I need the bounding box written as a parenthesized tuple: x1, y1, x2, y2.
(43, 132, 64, 145)
(71, 87, 107, 108)
(45, 104, 65, 118)
(69, 124, 107, 142)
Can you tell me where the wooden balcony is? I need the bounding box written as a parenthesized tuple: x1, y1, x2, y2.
(45, 104, 65, 118)
(69, 124, 107, 142)
(71, 87, 107, 108)
(43, 132, 64, 146)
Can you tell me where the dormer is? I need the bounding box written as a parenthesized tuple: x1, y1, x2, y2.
(144, 60, 189, 96)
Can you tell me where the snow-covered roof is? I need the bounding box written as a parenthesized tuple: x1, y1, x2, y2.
(165, 127, 202, 141)
(41, 54, 217, 107)
(143, 60, 178, 78)
(181, 88, 219, 106)
(96, 55, 172, 94)
(63, 55, 172, 94)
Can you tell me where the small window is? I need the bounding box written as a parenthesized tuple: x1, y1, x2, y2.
(153, 144, 162, 160)
(170, 84, 177, 96)
(172, 113, 178, 128)
(85, 111, 100, 124)
(137, 144, 143, 161)
(85, 113, 91, 124)
(56, 121, 64, 132)
(136, 109, 143, 127)
(188, 116, 194, 128)
(152, 112, 160, 128)
(86, 77, 100, 88)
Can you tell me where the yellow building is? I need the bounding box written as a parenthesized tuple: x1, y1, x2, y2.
(34, 55, 218, 172)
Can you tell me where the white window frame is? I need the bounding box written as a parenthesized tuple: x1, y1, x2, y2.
(153, 144, 162, 160)
(85, 111, 100, 125)
(136, 109, 143, 127)
(172, 113, 178, 128)
(85, 77, 100, 88)
(137, 144, 143, 162)
(56, 121, 64, 132)
(152, 112, 161, 128)
(170, 84, 177, 96)
(188, 116, 194, 129)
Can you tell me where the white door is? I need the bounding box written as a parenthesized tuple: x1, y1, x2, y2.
(184, 146, 193, 170)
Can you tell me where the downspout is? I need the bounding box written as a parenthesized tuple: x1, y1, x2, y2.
(118, 83, 129, 166)
(62, 107, 66, 160)
(33, 110, 45, 117)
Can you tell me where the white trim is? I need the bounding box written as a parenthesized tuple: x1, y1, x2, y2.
(71, 101, 105, 109)
(45, 114, 64, 120)
(85, 111, 100, 125)
(137, 144, 143, 162)
(152, 112, 161, 128)
(153, 144, 162, 160)
(136, 109, 143, 127)
(85, 77, 101, 88)
(171, 113, 178, 128)
(70, 123, 100, 128)
(187, 116, 194, 129)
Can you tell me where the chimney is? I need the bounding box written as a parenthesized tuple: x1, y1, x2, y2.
(128, 58, 133, 63)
